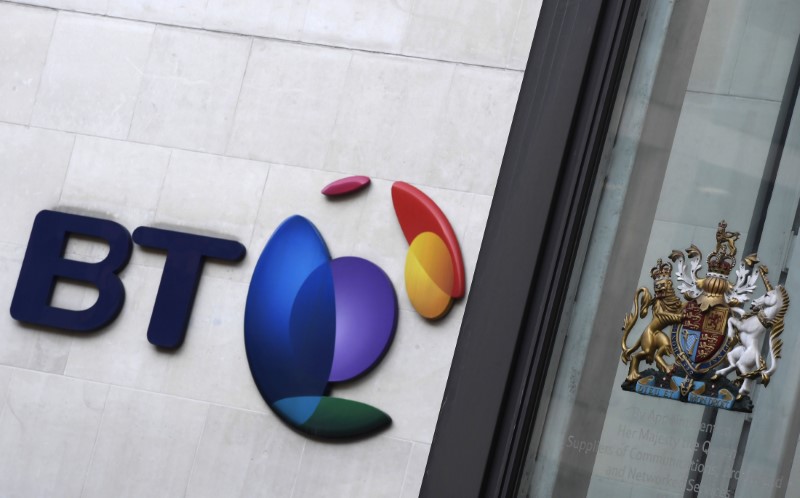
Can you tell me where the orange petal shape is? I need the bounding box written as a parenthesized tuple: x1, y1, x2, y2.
(391, 182, 464, 298)
(405, 233, 454, 319)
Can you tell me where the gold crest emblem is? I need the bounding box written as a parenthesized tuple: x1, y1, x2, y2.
(620, 221, 790, 412)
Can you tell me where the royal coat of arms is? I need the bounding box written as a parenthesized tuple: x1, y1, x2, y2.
(620, 221, 790, 412)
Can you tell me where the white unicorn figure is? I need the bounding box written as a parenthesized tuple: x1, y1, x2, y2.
(714, 267, 790, 398)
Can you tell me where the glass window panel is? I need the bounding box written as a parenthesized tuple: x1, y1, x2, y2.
(519, 0, 800, 496)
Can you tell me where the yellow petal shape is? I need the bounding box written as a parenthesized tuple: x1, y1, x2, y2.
(405, 232, 454, 319)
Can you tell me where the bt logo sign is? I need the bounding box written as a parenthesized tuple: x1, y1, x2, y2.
(245, 180, 465, 437)
(9, 177, 464, 439)
(10, 209, 246, 348)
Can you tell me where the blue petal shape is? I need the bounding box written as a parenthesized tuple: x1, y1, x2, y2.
(245, 215, 395, 438)
(245, 216, 335, 422)
(289, 260, 336, 409)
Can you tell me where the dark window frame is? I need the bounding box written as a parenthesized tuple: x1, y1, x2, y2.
(421, 1, 642, 496)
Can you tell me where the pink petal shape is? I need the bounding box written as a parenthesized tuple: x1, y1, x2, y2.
(322, 176, 371, 196)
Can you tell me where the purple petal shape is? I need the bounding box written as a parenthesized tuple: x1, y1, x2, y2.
(321, 176, 371, 197)
(328, 256, 398, 382)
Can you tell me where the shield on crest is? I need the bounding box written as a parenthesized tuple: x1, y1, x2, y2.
(671, 300, 730, 376)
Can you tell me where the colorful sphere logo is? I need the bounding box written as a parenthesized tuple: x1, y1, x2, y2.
(245, 179, 464, 439)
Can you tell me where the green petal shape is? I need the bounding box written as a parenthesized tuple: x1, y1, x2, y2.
(300, 396, 391, 438)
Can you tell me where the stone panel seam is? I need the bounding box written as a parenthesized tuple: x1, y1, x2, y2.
(288, 439, 307, 498)
(223, 37, 255, 157)
(727, 1, 752, 97)
(125, 22, 159, 142)
(22, 3, 58, 127)
(151, 149, 175, 224)
(397, 441, 416, 498)
(0, 368, 431, 461)
(77, 383, 111, 498)
(0, 363, 256, 415)
(59, 369, 268, 416)
(506, 0, 528, 69)
(245, 164, 272, 251)
(55, 132, 78, 207)
(0, 119, 497, 196)
(383, 434, 434, 446)
(686, 88, 782, 104)
(399, 0, 421, 56)
(318, 52, 355, 170)
(0, 0, 525, 74)
(0, 370, 13, 438)
(183, 402, 212, 498)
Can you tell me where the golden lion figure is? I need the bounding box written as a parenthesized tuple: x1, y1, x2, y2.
(621, 273, 683, 382)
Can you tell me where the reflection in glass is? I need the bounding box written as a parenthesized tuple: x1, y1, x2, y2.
(520, 0, 800, 496)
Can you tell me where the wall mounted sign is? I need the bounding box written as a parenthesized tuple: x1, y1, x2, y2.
(9, 210, 245, 347)
(620, 221, 790, 412)
(9, 177, 465, 440)
(242, 178, 465, 438)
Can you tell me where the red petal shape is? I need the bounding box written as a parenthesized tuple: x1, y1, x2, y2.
(391, 181, 465, 298)
(321, 176, 371, 196)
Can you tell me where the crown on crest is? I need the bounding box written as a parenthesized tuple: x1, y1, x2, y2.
(707, 253, 735, 276)
(650, 258, 672, 281)
(707, 220, 739, 276)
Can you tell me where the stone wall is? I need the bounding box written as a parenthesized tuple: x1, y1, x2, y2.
(0, 0, 540, 496)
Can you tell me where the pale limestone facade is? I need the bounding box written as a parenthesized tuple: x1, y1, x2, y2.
(0, 0, 540, 496)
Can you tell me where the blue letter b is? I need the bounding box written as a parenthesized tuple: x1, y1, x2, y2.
(10, 210, 132, 332)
